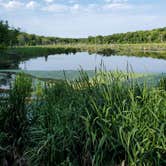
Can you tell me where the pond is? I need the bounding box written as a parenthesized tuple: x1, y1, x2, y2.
(15, 52, 166, 73)
(0, 52, 166, 89)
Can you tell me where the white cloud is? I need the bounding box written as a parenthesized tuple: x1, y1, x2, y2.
(0, 0, 132, 12)
(2, 0, 166, 38)
(42, 3, 98, 13)
(103, 3, 131, 10)
(42, 4, 68, 12)
(105, 0, 128, 3)
(71, 4, 80, 11)
(69, 0, 78, 4)
(41, 1, 132, 13)
(44, 0, 54, 3)
(2, 0, 23, 9)
(26, 1, 38, 9)
(103, 0, 131, 10)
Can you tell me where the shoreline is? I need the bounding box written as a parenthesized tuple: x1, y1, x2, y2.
(3, 43, 166, 59)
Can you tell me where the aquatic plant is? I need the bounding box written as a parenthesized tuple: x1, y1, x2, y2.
(0, 73, 32, 165)
(0, 72, 166, 166)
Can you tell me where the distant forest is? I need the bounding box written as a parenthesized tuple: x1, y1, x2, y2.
(0, 20, 166, 47)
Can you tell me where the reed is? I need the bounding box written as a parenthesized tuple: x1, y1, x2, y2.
(0, 71, 166, 165)
(5, 43, 166, 59)
(0, 73, 32, 165)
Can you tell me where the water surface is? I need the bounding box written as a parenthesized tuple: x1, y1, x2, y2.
(18, 52, 166, 73)
(0, 52, 166, 89)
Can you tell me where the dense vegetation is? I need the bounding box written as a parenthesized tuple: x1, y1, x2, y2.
(0, 21, 19, 49)
(1, 20, 166, 48)
(1, 44, 166, 70)
(0, 72, 166, 165)
(6, 44, 166, 60)
(86, 28, 166, 44)
(15, 27, 166, 45)
(0, 19, 166, 166)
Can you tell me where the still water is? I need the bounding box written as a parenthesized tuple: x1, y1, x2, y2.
(0, 52, 166, 89)
(19, 52, 166, 73)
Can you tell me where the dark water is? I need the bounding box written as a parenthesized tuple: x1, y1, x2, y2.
(0, 52, 166, 89)
(0, 73, 13, 90)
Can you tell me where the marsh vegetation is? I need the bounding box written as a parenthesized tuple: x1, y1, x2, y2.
(0, 72, 166, 165)
(0, 19, 166, 166)
(5, 43, 166, 57)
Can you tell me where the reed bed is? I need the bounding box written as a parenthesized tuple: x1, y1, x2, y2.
(0, 71, 166, 166)
(6, 43, 166, 59)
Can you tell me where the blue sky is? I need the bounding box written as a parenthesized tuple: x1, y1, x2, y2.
(0, 0, 166, 37)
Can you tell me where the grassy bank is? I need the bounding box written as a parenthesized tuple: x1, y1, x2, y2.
(0, 71, 166, 165)
(5, 43, 166, 59)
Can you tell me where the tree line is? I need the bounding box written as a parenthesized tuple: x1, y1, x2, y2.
(0, 20, 166, 48)
(87, 28, 166, 44)
(14, 28, 166, 45)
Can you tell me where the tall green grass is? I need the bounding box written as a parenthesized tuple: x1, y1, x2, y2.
(0, 73, 32, 165)
(0, 71, 166, 165)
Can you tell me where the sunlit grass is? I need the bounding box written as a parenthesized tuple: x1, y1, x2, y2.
(6, 43, 166, 59)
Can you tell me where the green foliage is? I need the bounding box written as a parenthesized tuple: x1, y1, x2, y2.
(2, 72, 163, 166)
(0, 72, 166, 166)
(6, 44, 166, 62)
(0, 73, 32, 165)
(0, 20, 9, 48)
(15, 27, 166, 46)
(0, 20, 19, 48)
(159, 77, 166, 90)
(1, 19, 166, 48)
(1, 44, 166, 71)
